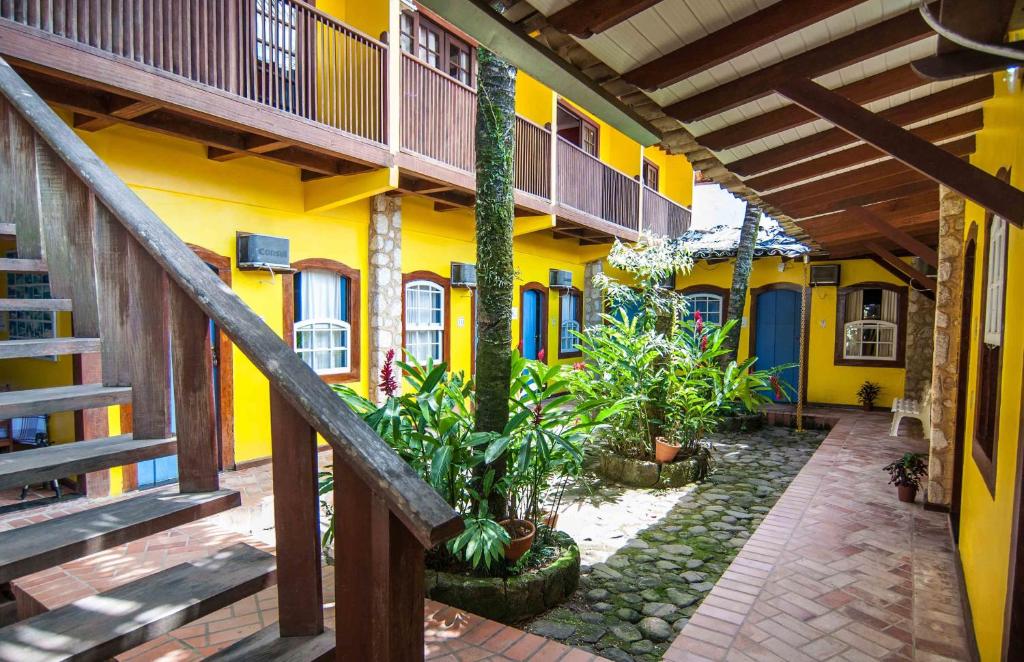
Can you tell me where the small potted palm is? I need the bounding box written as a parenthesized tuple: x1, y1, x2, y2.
(857, 381, 882, 412)
(883, 452, 928, 503)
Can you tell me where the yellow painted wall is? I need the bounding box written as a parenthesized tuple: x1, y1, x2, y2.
(515, 72, 554, 128)
(955, 74, 1024, 662)
(643, 146, 694, 208)
(560, 99, 641, 179)
(676, 256, 907, 406)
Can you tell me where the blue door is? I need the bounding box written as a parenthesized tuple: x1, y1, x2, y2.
(753, 289, 801, 403)
(522, 289, 544, 359)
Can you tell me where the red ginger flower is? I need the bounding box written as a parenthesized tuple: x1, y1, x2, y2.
(537, 348, 546, 362)
(700, 335, 708, 352)
(694, 309, 704, 336)
(379, 348, 398, 398)
(769, 375, 784, 400)
(573, 361, 585, 371)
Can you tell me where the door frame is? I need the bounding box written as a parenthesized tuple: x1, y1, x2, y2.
(519, 282, 548, 362)
(951, 224, 978, 543)
(747, 283, 810, 404)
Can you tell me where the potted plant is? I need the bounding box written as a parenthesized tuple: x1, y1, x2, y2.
(655, 436, 681, 463)
(883, 452, 928, 503)
(500, 518, 536, 562)
(857, 381, 882, 411)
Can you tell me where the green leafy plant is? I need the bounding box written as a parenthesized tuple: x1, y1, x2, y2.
(883, 452, 928, 488)
(857, 381, 882, 410)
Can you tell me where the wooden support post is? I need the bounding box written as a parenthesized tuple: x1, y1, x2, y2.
(91, 204, 133, 386)
(126, 239, 171, 440)
(1, 99, 43, 259)
(867, 241, 937, 291)
(269, 386, 324, 637)
(170, 282, 219, 493)
(776, 77, 1024, 227)
(848, 205, 939, 268)
(335, 458, 424, 660)
(73, 352, 111, 496)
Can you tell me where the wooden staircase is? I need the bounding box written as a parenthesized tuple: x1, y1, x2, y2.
(0, 55, 463, 661)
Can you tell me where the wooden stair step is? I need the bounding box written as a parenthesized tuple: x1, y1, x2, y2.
(0, 487, 238, 584)
(0, 434, 175, 492)
(204, 624, 335, 661)
(0, 258, 46, 273)
(0, 542, 275, 662)
(0, 299, 72, 312)
(0, 224, 15, 240)
(0, 384, 131, 418)
(0, 337, 100, 360)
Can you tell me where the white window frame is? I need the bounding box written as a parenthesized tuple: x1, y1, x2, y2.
(984, 215, 1007, 347)
(294, 317, 352, 375)
(559, 291, 581, 354)
(685, 293, 724, 326)
(843, 320, 898, 361)
(405, 280, 445, 363)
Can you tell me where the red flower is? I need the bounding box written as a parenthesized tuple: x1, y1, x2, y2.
(769, 375, 784, 400)
(379, 348, 398, 398)
(573, 361, 586, 371)
(694, 309, 704, 336)
(700, 336, 708, 352)
(537, 348, 546, 362)
(532, 402, 544, 426)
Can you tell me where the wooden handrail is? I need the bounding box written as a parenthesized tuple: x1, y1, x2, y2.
(642, 185, 692, 237)
(556, 135, 637, 182)
(0, 55, 461, 549)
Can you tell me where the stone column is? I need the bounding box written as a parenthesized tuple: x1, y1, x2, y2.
(368, 194, 403, 403)
(926, 187, 965, 506)
(904, 256, 936, 399)
(583, 259, 604, 328)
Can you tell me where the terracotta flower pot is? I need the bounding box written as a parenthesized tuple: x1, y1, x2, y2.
(897, 485, 917, 503)
(863, 402, 874, 412)
(655, 437, 681, 464)
(501, 519, 536, 562)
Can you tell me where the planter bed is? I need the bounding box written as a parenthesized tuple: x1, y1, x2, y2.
(425, 531, 581, 624)
(594, 449, 703, 488)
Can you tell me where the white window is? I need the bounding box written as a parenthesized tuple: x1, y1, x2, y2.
(405, 280, 445, 363)
(255, 0, 298, 70)
(294, 269, 350, 375)
(842, 287, 899, 361)
(560, 291, 581, 354)
(685, 293, 723, 326)
(984, 215, 1007, 346)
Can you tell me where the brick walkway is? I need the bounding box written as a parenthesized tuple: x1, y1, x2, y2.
(666, 411, 969, 662)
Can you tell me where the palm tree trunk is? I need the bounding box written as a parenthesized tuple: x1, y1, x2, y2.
(474, 47, 517, 518)
(725, 203, 761, 361)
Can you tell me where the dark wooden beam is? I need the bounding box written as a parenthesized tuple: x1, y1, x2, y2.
(696, 64, 927, 151)
(776, 77, 1024, 227)
(867, 241, 936, 290)
(913, 0, 1019, 78)
(663, 5, 934, 122)
(73, 113, 118, 132)
(547, 0, 661, 38)
(109, 98, 161, 120)
(800, 190, 939, 235)
(745, 111, 982, 192)
(783, 172, 936, 218)
(848, 205, 938, 268)
(623, 0, 866, 91)
(728, 76, 993, 176)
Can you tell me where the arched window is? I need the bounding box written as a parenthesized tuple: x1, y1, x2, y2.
(293, 269, 351, 375)
(558, 288, 582, 358)
(405, 279, 446, 363)
(835, 283, 906, 366)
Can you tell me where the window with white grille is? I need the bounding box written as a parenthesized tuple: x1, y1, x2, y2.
(294, 269, 350, 375)
(684, 293, 723, 326)
(405, 280, 445, 363)
(559, 290, 581, 355)
(984, 215, 1007, 346)
(842, 287, 899, 361)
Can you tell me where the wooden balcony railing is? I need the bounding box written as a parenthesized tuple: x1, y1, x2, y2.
(514, 116, 551, 199)
(643, 186, 692, 237)
(0, 0, 387, 144)
(556, 137, 640, 231)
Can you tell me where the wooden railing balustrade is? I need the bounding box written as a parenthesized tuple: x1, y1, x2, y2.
(0, 0, 387, 143)
(514, 116, 551, 200)
(0, 55, 459, 658)
(642, 186, 692, 238)
(400, 51, 476, 171)
(556, 137, 640, 231)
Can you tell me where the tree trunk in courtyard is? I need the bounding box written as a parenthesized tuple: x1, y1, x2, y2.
(725, 203, 761, 362)
(474, 47, 517, 518)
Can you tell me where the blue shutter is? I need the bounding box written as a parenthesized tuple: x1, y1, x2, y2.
(294, 272, 303, 322)
(339, 276, 349, 322)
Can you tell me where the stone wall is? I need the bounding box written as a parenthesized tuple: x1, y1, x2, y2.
(583, 259, 604, 328)
(368, 194, 403, 403)
(926, 187, 965, 506)
(904, 256, 935, 399)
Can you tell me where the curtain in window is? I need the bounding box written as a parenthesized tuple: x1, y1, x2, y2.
(298, 269, 345, 322)
(880, 290, 898, 323)
(560, 292, 580, 353)
(294, 269, 350, 374)
(845, 289, 863, 322)
(405, 281, 444, 363)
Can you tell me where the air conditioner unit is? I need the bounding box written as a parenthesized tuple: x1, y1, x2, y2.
(549, 269, 573, 290)
(237, 233, 291, 272)
(810, 264, 840, 286)
(451, 262, 477, 288)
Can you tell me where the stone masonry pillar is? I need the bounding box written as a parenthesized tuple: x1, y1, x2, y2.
(926, 187, 965, 506)
(904, 256, 936, 399)
(583, 259, 604, 328)
(368, 194, 403, 403)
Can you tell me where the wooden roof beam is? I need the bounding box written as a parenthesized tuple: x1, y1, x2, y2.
(728, 76, 993, 177)
(664, 5, 935, 122)
(848, 205, 938, 268)
(547, 0, 661, 38)
(867, 241, 936, 290)
(623, 0, 867, 91)
(785, 176, 939, 219)
(776, 77, 1024, 227)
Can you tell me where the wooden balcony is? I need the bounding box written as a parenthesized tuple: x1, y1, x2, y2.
(555, 137, 639, 243)
(0, 0, 391, 178)
(643, 186, 692, 238)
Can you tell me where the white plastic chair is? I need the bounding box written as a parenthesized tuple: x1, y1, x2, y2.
(890, 386, 931, 439)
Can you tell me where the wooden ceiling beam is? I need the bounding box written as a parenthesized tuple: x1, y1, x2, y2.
(697, 64, 927, 151)
(546, 0, 661, 38)
(745, 110, 982, 192)
(912, 0, 1020, 79)
(623, 0, 866, 91)
(867, 241, 936, 290)
(777, 77, 1024, 227)
(663, 5, 935, 122)
(785, 176, 938, 219)
(728, 76, 992, 177)
(810, 217, 939, 248)
(848, 205, 938, 267)
(800, 190, 939, 233)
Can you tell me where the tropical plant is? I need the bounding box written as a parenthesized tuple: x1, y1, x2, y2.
(857, 381, 882, 410)
(883, 452, 928, 488)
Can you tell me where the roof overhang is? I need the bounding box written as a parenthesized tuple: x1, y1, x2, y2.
(414, 0, 663, 146)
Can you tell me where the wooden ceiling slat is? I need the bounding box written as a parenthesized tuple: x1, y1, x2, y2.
(623, 0, 866, 92)
(848, 205, 938, 267)
(799, 190, 939, 234)
(777, 77, 1024, 227)
(798, 179, 939, 219)
(727, 76, 993, 177)
(746, 116, 981, 192)
(696, 64, 926, 151)
(546, 0, 662, 38)
(662, 6, 934, 123)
